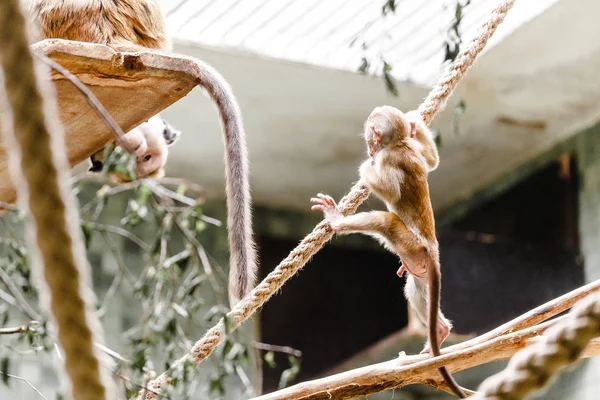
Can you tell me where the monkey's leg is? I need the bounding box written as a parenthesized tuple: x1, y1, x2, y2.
(311, 194, 427, 277)
(327, 211, 426, 276)
(340, 212, 455, 353)
(405, 275, 452, 352)
(397, 264, 407, 278)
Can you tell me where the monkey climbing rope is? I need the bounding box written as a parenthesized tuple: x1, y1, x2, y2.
(140, 0, 517, 398)
(0, 1, 112, 400)
(472, 292, 600, 400)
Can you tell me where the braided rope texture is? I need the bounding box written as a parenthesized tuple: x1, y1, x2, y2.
(140, 1, 517, 398)
(0, 1, 110, 399)
(472, 293, 600, 400)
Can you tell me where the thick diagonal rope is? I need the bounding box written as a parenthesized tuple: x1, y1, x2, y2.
(470, 292, 600, 400)
(140, 0, 516, 398)
(0, 1, 112, 399)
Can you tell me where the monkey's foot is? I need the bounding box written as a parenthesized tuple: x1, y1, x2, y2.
(397, 257, 427, 279)
(397, 264, 406, 278)
(420, 322, 451, 354)
(310, 193, 343, 229)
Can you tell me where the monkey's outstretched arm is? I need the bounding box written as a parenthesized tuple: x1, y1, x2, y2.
(310, 194, 426, 278)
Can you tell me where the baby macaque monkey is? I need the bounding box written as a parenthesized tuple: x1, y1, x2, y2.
(88, 115, 181, 178)
(311, 106, 466, 398)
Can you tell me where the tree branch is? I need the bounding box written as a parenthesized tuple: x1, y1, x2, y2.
(251, 279, 600, 400)
(0, 267, 42, 321)
(0, 372, 48, 400)
(0, 325, 26, 334)
(251, 317, 565, 400)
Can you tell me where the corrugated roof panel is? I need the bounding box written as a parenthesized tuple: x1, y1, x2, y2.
(162, 0, 560, 85)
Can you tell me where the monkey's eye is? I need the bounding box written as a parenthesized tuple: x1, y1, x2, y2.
(143, 155, 152, 162)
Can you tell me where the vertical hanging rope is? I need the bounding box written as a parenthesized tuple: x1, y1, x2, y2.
(471, 293, 600, 400)
(140, 0, 517, 398)
(0, 1, 112, 399)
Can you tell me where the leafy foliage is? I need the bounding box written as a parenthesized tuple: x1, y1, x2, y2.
(0, 166, 263, 398)
(445, 1, 472, 63)
(354, 0, 471, 97)
(381, 0, 397, 16)
(277, 355, 301, 390)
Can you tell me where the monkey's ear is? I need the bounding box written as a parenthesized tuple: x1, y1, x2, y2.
(369, 124, 382, 144)
(162, 121, 181, 146)
(409, 121, 417, 138)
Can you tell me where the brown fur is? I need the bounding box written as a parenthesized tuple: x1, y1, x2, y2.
(28, 0, 170, 51)
(29, 0, 257, 307)
(311, 106, 466, 398)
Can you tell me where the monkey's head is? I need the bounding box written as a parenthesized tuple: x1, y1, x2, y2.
(134, 115, 181, 178)
(89, 115, 182, 179)
(364, 105, 416, 157)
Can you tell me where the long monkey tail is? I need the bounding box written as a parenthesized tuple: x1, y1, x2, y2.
(428, 262, 467, 398)
(191, 59, 257, 307)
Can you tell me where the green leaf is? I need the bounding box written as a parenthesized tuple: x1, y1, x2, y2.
(1, 357, 9, 385)
(454, 100, 466, 115)
(432, 128, 443, 148)
(225, 343, 247, 362)
(209, 373, 225, 394)
(382, 0, 396, 16)
(382, 62, 399, 97)
(444, 42, 460, 62)
(136, 184, 152, 206)
(358, 57, 369, 74)
(222, 339, 233, 360)
(278, 355, 301, 389)
(81, 222, 93, 250)
(102, 143, 137, 181)
(176, 182, 187, 196)
(194, 220, 206, 233)
(264, 351, 276, 368)
(223, 313, 234, 335)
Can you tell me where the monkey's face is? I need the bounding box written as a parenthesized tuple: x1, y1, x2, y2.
(89, 115, 181, 178)
(134, 116, 170, 178)
(364, 105, 411, 156)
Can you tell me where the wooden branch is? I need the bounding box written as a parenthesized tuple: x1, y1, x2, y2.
(0, 325, 26, 334)
(252, 280, 600, 400)
(252, 318, 566, 400)
(326, 279, 600, 378)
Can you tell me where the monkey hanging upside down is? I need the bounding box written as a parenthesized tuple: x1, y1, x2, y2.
(28, 0, 258, 307)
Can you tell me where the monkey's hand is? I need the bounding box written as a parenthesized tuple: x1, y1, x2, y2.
(310, 193, 343, 231)
(122, 129, 148, 157)
(420, 320, 451, 354)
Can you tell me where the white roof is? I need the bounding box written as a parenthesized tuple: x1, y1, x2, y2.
(162, 0, 559, 86)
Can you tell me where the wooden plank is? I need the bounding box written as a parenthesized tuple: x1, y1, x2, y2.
(0, 38, 200, 203)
